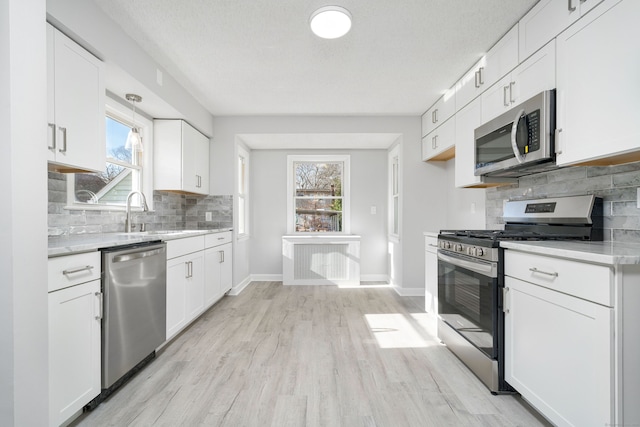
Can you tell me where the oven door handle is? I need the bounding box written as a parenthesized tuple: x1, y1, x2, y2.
(438, 251, 497, 278)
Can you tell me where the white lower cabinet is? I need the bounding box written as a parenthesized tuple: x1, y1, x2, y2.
(48, 253, 102, 427)
(424, 234, 438, 316)
(503, 249, 619, 426)
(166, 232, 232, 341)
(504, 275, 613, 426)
(166, 236, 205, 340)
(204, 234, 232, 307)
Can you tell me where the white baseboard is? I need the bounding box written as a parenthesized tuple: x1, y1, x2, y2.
(361, 274, 389, 282)
(250, 274, 283, 282)
(228, 275, 252, 296)
(392, 285, 425, 297)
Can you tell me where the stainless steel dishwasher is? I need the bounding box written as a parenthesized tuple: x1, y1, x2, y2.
(101, 241, 167, 390)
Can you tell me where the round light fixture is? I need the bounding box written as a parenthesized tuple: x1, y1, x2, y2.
(310, 6, 352, 39)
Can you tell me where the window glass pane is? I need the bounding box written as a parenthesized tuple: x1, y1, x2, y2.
(393, 196, 399, 234)
(295, 212, 342, 232)
(295, 162, 342, 195)
(393, 157, 399, 195)
(74, 163, 135, 205)
(238, 156, 245, 194)
(238, 196, 246, 234)
(106, 116, 134, 165)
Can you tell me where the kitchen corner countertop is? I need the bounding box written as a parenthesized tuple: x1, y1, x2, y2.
(500, 240, 640, 266)
(423, 231, 439, 238)
(48, 228, 233, 257)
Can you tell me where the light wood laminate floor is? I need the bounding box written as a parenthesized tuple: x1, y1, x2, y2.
(73, 282, 550, 427)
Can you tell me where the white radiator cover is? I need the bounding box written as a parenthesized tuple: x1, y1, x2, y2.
(282, 235, 361, 286)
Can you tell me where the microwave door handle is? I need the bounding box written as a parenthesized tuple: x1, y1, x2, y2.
(510, 109, 527, 164)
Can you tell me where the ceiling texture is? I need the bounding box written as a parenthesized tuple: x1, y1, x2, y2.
(93, 0, 537, 118)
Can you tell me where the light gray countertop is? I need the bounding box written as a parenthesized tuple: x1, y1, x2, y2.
(423, 231, 439, 238)
(500, 240, 640, 266)
(48, 228, 233, 257)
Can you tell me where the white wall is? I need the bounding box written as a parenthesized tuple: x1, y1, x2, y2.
(445, 159, 487, 229)
(250, 149, 388, 278)
(0, 0, 49, 424)
(212, 116, 449, 293)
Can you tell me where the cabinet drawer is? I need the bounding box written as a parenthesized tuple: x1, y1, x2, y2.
(205, 231, 232, 248)
(504, 250, 612, 306)
(424, 235, 438, 253)
(48, 252, 101, 293)
(166, 235, 205, 259)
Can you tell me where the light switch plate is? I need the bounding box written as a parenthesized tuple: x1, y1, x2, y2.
(370, 206, 377, 215)
(205, 211, 212, 221)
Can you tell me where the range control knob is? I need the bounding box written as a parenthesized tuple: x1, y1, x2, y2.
(455, 244, 463, 252)
(475, 247, 484, 257)
(466, 247, 474, 256)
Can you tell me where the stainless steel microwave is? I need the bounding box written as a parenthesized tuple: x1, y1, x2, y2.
(474, 90, 557, 178)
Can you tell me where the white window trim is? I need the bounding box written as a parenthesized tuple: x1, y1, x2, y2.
(286, 154, 350, 234)
(65, 96, 154, 211)
(236, 143, 250, 241)
(388, 144, 401, 240)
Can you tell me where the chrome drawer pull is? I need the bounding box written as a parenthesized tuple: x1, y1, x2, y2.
(62, 265, 94, 275)
(529, 267, 558, 277)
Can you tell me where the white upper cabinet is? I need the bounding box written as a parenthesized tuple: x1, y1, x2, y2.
(519, 0, 607, 61)
(47, 24, 105, 173)
(421, 117, 455, 161)
(556, 0, 639, 166)
(454, 98, 482, 188)
(154, 119, 210, 195)
(456, 25, 519, 111)
(421, 86, 456, 137)
(481, 40, 556, 122)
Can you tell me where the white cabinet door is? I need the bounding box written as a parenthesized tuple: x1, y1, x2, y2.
(556, 0, 640, 166)
(167, 251, 205, 339)
(204, 247, 222, 308)
(47, 24, 105, 173)
(482, 41, 556, 123)
(185, 252, 205, 320)
(219, 243, 232, 295)
(49, 281, 101, 426)
(518, 0, 608, 61)
(421, 118, 455, 161)
(424, 237, 438, 315)
(204, 242, 232, 307)
(421, 86, 456, 137)
(166, 256, 188, 339)
(454, 98, 482, 187)
(456, 25, 518, 110)
(505, 276, 613, 427)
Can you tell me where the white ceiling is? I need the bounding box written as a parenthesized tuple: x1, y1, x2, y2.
(92, 0, 537, 118)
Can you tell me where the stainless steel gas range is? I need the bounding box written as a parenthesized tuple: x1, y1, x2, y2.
(436, 195, 603, 393)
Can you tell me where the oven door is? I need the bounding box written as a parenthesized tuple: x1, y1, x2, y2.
(437, 250, 499, 359)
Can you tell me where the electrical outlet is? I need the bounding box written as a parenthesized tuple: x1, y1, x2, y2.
(205, 211, 212, 221)
(370, 206, 377, 215)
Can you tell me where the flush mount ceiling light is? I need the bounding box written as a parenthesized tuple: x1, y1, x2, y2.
(125, 93, 143, 152)
(310, 6, 352, 39)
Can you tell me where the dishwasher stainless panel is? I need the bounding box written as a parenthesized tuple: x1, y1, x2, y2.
(101, 242, 166, 389)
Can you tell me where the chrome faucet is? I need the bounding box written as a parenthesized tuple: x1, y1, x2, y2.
(125, 191, 149, 233)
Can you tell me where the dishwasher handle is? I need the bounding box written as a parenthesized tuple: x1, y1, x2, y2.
(112, 247, 165, 263)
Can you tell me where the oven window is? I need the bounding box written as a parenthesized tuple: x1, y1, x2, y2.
(438, 258, 498, 358)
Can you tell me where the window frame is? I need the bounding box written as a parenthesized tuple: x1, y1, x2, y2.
(388, 144, 401, 239)
(236, 143, 250, 239)
(65, 96, 154, 211)
(286, 154, 350, 234)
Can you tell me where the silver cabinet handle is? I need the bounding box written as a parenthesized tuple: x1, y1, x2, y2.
(474, 70, 480, 88)
(62, 265, 94, 275)
(568, 0, 577, 11)
(219, 250, 224, 263)
(58, 126, 67, 153)
(478, 67, 484, 85)
(95, 292, 103, 320)
(432, 135, 438, 149)
(48, 123, 56, 150)
(185, 261, 191, 278)
(503, 86, 510, 107)
(509, 82, 515, 104)
(433, 109, 438, 124)
(529, 267, 558, 277)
